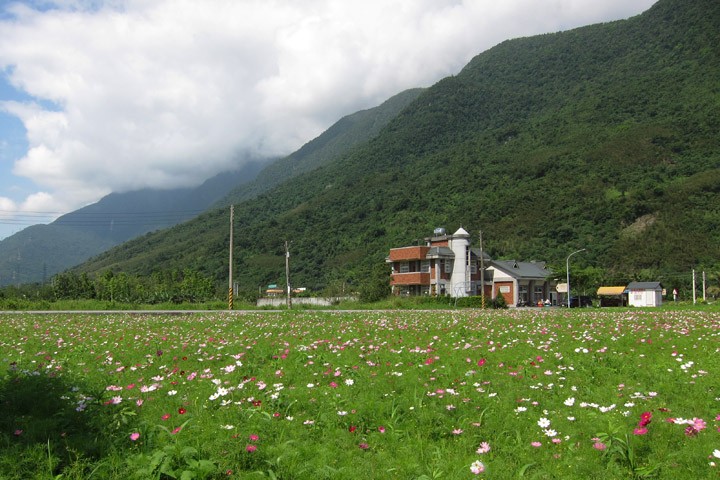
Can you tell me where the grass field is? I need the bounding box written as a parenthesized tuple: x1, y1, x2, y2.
(1, 308, 719, 479)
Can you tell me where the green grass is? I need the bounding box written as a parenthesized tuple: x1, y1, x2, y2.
(1, 308, 719, 479)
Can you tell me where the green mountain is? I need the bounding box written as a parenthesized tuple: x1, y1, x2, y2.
(76, 0, 720, 293)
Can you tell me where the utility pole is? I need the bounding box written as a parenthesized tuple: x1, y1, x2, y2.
(479, 230, 485, 309)
(285, 240, 292, 309)
(228, 205, 234, 310)
(692, 269, 696, 305)
(703, 271, 706, 302)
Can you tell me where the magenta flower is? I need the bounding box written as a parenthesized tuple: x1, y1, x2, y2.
(129, 432, 140, 441)
(633, 427, 648, 436)
(246, 445, 257, 453)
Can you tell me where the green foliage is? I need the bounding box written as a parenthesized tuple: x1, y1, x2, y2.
(357, 263, 391, 303)
(48, 269, 218, 305)
(2, 308, 720, 478)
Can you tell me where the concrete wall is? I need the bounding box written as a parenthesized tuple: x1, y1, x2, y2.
(257, 297, 356, 307)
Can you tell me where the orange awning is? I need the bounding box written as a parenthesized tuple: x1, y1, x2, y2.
(597, 286, 626, 296)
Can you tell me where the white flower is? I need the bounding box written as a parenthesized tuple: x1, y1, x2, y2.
(713, 449, 720, 459)
(345, 379, 354, 386)
(337, 410, 348, 416)
(564, 397, 575, 406)
(167, 390, 177, 396)
(537, 418, 551, 428)
(544, 429, 558, 437)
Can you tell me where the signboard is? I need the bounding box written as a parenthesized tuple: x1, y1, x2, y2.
(556, 283, 568, 293)
(499, 286, 510, 293)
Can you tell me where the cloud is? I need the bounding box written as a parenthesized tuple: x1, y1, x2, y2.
(0, 0, 656, 217)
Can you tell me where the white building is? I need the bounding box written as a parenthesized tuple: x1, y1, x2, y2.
(626, 281, 663, 307)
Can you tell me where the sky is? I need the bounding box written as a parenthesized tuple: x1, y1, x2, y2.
(0, 0, 657, 241)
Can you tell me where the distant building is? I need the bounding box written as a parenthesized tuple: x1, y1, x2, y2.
(626, 281, 663, 307)
(487, 260, 556, 306)
(387, 227, 555, 305)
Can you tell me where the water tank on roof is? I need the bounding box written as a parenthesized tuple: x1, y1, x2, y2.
(434, 227, 446, 236)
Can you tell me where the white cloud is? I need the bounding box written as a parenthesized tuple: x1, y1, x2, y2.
(0, 0, 656, 220)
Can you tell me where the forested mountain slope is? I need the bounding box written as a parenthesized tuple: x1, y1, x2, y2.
(76, 0, 720, 293)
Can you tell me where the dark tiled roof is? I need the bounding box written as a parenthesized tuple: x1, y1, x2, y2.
(491, 260, 552, 280)
(627, 281, 662, 290)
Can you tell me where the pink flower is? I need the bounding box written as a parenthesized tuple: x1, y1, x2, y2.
(476, 442, 491, 454)
(378, 426, 386, 434)
(162, 414, 171, 421)
(470, 460, 485, 474)
(531, 441, 542, 448)
(477, 358, 486, 367)
(633, 427, 648, 436)
(693, 418, 707, 432)
(638, 411, 652, 427)
(358, 443, 369, 450)
(249, 434, 259, 442)
(593, 442, 607, 451)
(129, 432, 140, 441)
(246, 445, 257, 453)
(452, 428, 463, 435)
(13, 429, 23, 437)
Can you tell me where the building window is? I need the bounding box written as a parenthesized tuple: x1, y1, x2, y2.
(421, 260, 430, 273)
(519, 285, 528, 303)
(470, 262, 477, 274)
(444, 260, 452, 273)
(399, 262, 410, 273)
(534, 286, 544, 303)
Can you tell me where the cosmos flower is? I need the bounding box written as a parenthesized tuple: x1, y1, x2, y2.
(470, 460, 485, 474)
(476, 442, 491, 454)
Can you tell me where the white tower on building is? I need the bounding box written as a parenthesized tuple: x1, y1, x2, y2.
(449, 227, 471, 297)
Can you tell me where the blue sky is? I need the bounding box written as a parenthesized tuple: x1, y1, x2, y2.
(0, 0, 657, 241)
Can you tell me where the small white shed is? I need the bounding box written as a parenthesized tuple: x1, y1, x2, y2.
(626, 281, 663, 307)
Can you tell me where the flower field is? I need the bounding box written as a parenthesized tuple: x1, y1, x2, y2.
(1, 309, 720, 479)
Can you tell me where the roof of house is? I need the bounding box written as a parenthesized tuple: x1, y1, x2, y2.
(597, 286, 626, 296)
(626, 281, 663, 290)
(469, 248, 492, 262)
(491, 260, 551, 279)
